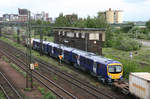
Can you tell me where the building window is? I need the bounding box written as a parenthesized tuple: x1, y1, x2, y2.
(89, 33, 99, 40)
(58, 31, 61, 35)
(76, 32, 79, 38)
(63, 31, 65, 36)
(66, 32, 74, 38)
(81, 33, 85, 38)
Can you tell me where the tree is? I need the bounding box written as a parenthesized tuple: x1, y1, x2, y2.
(146, 20, 150, 30)
(33, 20, 52, 36)
(55, 13, 73, 27)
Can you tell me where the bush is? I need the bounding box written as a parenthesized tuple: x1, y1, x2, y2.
(38, 87, 45, 95)
(137, 33, 147, 39)
(115, 37, 142, 51)
(44, 92, 56, 99)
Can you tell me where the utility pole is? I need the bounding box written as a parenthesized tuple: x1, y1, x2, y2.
(40, 27, 43, 56)
(26, 10, 33, 89)
(0, 27, 2, 37)
(17, 27, 20, 43)
(40, 17, 44, 56)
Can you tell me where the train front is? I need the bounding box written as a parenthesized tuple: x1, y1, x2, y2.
(107, 62, 123, 82)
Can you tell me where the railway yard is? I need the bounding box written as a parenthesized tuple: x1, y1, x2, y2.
(0, 34, 134, 99)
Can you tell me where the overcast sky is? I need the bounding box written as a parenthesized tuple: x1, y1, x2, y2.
(0, 0, 150, 21)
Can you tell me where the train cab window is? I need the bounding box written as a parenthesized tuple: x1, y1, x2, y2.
(108, 65, 122, 73)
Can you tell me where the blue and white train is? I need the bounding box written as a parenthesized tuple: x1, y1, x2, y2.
(32, 39, 123, 83)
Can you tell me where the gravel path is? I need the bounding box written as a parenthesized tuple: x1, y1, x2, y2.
(140, 40, 150, 47)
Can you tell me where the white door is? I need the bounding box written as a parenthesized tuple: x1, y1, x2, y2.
(52, 47, 54, 54)
(77, 55, 80, 65)
(93, 62, 97, 74)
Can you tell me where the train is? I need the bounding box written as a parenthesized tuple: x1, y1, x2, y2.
(32, 39, 123, 83)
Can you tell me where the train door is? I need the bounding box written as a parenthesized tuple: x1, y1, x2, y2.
(62, 50, 64, 59)
(93, 61, 97, 74)
(77, 55, 80, 65)
(51, 47, 54, 54)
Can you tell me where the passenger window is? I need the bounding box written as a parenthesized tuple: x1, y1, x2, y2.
(76, 32, 79, 38)
(89, 33, 99, 40)
(81, 33, 85, 38)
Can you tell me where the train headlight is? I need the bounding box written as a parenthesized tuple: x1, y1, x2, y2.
(119, 74, 122, 78)
(108, 75, 112, 78)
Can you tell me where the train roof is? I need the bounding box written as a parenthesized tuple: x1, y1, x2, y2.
(43, 41, 50, 44)
(72, 49, 95, 57)
(33, 39, 40, 42)
(72, 48, 119, 64)
(48, 42, 59, 47)
(90, 55, 113, 64)
(61, 46, 75, 51)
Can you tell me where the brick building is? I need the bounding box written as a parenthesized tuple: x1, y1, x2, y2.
(53, 27, 106, 55)
(18, 8, 28, 22)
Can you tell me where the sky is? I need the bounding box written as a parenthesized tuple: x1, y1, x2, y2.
(0, 0, 150, 21)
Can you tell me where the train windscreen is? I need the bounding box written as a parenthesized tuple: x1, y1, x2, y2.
(108, 65, 122, 73)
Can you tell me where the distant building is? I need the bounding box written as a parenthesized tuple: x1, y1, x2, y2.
(34, 11, 51, 22)
(47, 17, 53, 22)
(114, 10, 123, 24)
(34, 13, 43, 20)
(0, 17, 3, 22)
(18, 8, 28, 15)
(3, 14, 10, 21)
(9, 14, 18, 22)
(18, 8, 28, 22)
(99, 8, 123, 24)
(65, 14, 78, 24)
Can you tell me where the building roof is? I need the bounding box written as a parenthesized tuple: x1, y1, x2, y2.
(53, 27, 106, 31)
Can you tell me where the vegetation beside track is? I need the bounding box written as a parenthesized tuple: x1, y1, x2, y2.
(0, 37, 105, 88)
(103, 46, 150, 79)
(0, 90, 6, 99)
(1, 56, 26, 78)
(1, 36, 150, 80)
(38, 87, 56, 99)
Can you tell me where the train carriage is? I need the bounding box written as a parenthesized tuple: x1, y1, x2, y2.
(42, 41, 50, 54)
(33, 39, 123, 83)
(61, 46, 74, 63)
(33, 39, 40, 50)
(91, 55, 123, 82)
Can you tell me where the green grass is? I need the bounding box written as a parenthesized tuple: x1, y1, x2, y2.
(44, 92, 56, 99)
(38, 87, 56, 99)
(33, 35, 54, 42)
(24, 88, 31, 91)
(103, 46, 150, 79)
(0, 90, 6, 99)
(38, 87, 45, 95)
(1, 36, 149, 80)
(53, 75, 58, 80)
(1, 56, 9, 63)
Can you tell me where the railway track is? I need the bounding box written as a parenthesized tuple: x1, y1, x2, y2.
(0, 39, 122, 99)
(0, 42, 77, 99)
(0, 72, 23, 99)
